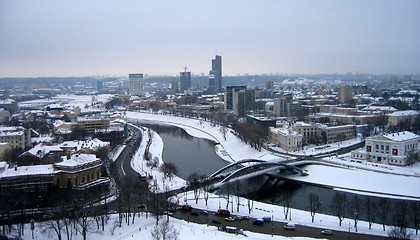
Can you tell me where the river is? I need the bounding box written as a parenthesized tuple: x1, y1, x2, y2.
(138, 122, 418, 228)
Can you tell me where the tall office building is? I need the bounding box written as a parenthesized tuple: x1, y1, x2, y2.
(338, 85, 353, 104)
(232, 89, 255, 117)
(128, 73, 144, 95)
(180, 71, 191, 91)
(274, 95, 293, 117)
(224, 86, 246, 112)
(208, 71, 216, 94)
(210, 55, 222, 93)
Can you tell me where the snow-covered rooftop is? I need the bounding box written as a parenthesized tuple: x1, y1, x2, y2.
(388, 110, 418, 117)
(55, 154, 99, 168)
(383, 131, 420, 142)
(0, 164, 55, 178)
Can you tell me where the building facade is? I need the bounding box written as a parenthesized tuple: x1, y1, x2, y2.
(75, 117, 110, 133)
(129, 73, 144, 95)
(0, 126, 32, 149)
(387, 110, 419, 128)
(211, 55, 222, 93)
(352, 131, 420, 166)
(0, 154, 110, 195)
(224, 86, 246, 112)
(269, 127, 303, 152)
(180, 71, 191, 91)
(338, 85, 353, 104)
(232, 89, 255, 117)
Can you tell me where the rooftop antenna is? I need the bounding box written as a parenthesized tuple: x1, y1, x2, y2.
(182, 65, 188, 72)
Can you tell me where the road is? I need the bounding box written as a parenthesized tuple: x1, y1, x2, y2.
(169, 209, 387, 240)
(113, 125, 144, 181)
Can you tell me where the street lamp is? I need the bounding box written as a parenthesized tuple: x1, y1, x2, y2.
(271, 211, 274, 237)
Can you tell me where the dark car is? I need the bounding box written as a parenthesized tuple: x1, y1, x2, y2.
(253, 219, 264, 226)
(211, 219, 221, 224)
(190, 212, 199, 216)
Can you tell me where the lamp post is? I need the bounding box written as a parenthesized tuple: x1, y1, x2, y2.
(271, 211, 274, 237)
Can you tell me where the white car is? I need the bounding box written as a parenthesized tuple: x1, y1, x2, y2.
(283, 223, 295, 230)
(321, 229, 332, 235)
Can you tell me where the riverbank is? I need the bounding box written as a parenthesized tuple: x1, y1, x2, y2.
(126, 111, 420, 239)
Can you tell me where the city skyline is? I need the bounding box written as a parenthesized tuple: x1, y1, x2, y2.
(0, 0, 419, 78)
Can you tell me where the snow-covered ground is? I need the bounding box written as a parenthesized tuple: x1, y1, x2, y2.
(17, 214, 320, 240)
(124, 111, 420, 239)
(18, 94, 113, 113)
(10, 96, 420, 239)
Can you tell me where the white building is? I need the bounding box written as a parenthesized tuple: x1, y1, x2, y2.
(129, 73, 144, 95)
(269, 127, 303, 152)
(387, 110, 419, 127)
(352, 131, 420, 166)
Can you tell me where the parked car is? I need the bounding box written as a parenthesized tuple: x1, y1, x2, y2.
(253, 219, 264, 226)
(225, 217, 235, 222)
(321, 229, 333, 235)
(190, 212, 199, 216)
(181, 204, 192, 211)
(234, 216, 243, 221)
(262, 216, 271, 222)
(284, 223, 295, 230)
(200, 210, 208, 215)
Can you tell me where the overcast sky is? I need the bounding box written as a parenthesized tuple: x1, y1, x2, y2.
(0, 0, 419, 77)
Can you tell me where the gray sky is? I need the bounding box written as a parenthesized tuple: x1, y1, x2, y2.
(0, 0, 419, 77)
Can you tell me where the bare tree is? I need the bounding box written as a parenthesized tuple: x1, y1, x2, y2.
(366, 198, 376, 230)
(308, 193, 322, 223)
(331, 193, 347, 226)
(219, 126, 228, 141)
(351, 196, 361, 232)
(160, 163, 178, 181)
(232, 181, 242, 212)
(394, 201, 409, 233)
(201, 182, 211, 207)
(151, 221, 179, 240)
(411, 201, 420, 235)
(243, 190, 255, 214)
(282, 192, 292, 220)
(379, 198, 391, 231)
(388, 226, 413, 240)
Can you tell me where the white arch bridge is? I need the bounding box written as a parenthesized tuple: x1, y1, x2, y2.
(207, 159, 308, 185)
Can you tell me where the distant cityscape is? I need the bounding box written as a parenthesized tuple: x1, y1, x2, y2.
(0, 54, 419, 239)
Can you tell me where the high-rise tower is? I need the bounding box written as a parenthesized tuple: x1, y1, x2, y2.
(180, 70, 191, 92)
(128, 73, 144, 95)
(210, 55, 222, 93)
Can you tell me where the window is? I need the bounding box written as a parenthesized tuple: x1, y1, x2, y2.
(367, 146, 371, 152)
(392, 149, 398, 155)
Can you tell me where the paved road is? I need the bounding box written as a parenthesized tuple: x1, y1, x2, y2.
(113, 126, 143, 181)
(169, 209, 387, 240)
